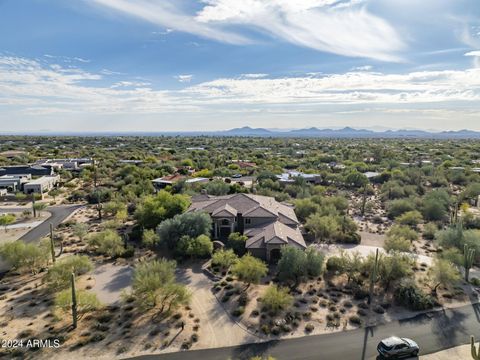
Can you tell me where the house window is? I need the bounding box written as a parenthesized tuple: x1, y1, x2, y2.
(221, 219, 230, 226)
(245, 218, 251, 225)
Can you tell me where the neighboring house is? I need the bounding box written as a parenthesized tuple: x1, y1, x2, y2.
(277, 171, 321, 185)
(363, 171, 381, 180)
(224, 176, 256, 188)
(0, 165, 53, 177)
(152, 175, 209, 190)
(0, 174, 31, 192)
(189, 193, 306, 262)
(23, 175, 60, 194)
(34, 158, 94, 171)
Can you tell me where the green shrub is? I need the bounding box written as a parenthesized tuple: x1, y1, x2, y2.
(0, 240, 50, 273)
(261, 285, 293, 314)
(470, 277, 480, 287)
(44, 255, 93, 291)
(394, 279, 434, 311)
(305, 323, 315, 332)
(87, 230, 125, 258)
(232, 306, 245, 317)
(349, 315, 362, 325)
(326, 256, 344, 272)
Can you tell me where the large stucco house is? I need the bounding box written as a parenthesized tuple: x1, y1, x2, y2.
(188, 193, 306, 262)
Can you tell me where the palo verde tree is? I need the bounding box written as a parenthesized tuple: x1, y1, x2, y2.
(427, 258, 461, 296)
(231, 254, 267, 288)
(131, 259, 190, 313)
(0, 213, 15, 232)
(54, 272, 100, 329)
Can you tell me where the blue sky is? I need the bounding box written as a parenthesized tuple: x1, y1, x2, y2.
(1, 0, 480, 132)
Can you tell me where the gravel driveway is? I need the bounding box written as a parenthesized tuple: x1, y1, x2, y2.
(176, 263, 258, 349)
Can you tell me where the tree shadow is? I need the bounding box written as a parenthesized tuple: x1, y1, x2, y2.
(429, 308, 469, 348)
(100, 266, 133, 293)
(361, 325, 375, 360)
(230, 339, 280, 360)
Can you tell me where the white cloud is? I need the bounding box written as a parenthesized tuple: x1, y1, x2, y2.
(111, 81, 151, 88)
(351, 65, 372, 71)
(175, 74, 194, 83)
(465, 50, 480, 56)
(241, 73, 269, 79)
(196, 0, 405, 61)
(89, 0, 404, 61)
(183, 69, 480, 105)
(91, 0, 250, 45)
(1, 55, 480, 124)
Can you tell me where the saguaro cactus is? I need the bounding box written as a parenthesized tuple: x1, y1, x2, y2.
(32, 194, 37, 218)
(472, 336, 480, 359)
(50, 223, 56, 264)
(464, 244, 476, 282)
(71, 272, 78, 329)
(368, 248, 379, 305)
(361, 183, 368, 217)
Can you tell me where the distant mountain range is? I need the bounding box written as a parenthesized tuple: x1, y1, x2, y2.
(214, 126, 480, 139)
(3, 126, 480, 139)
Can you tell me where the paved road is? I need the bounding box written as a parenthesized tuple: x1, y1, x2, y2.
(0, 205, 83, 243)
(20, 205, 83, 242)
(0, 205, 83, 274)
(130, 303, 480, 360)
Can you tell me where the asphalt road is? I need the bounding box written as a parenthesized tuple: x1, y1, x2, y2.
(0, 205, 83, 243)
(21, 205, 83, 242)
(131, 303, 480, 360)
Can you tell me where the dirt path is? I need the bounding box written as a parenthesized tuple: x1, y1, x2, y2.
(91, 263, 133, 304)
(359, 230, 386, 247)
(176, 263, 258, 349)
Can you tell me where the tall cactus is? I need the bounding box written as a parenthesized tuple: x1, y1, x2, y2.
(368, 249, 379, 305)
(49, 223, 56, 264)
(472, 335, 480, 359)
(71, 272, 78, 329)
(361, 183, 367, 217)
(464, 244, 476, 282)
(32, 194, 37, 218)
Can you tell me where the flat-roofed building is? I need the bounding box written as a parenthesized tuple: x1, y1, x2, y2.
(34, 158, 94, 171)
(23, 175, 60, 194)
(152, 175, 209, 191)
(0, 165, 53, 177)
(0, 174, 31, 192)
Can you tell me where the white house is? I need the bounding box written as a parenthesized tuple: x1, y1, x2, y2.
(23, 175, 60, 194)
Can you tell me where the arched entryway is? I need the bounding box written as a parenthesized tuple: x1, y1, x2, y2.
(269, 248, 281, 263)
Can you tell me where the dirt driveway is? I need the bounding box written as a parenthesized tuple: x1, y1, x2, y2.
(176, 263, 259, 349)
(91, 263, 133, 304)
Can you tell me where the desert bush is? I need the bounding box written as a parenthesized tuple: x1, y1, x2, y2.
(55, 289, 101, 319)
(131, 259, 190, 312)
(305, 323, 314, 332)
(394, 279, 434, 311)
(44, 255, 93, 291)
(87, 229, 125, 258)
(349, 315, 362, 325)
(0, 240, 50, 274)
(261, 285, 293, 314)
(211, 249, 238, 270)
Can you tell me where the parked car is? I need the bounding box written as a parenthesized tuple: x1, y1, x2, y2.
(377, 336, 419, 358)
(232, 174, 242, 178)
